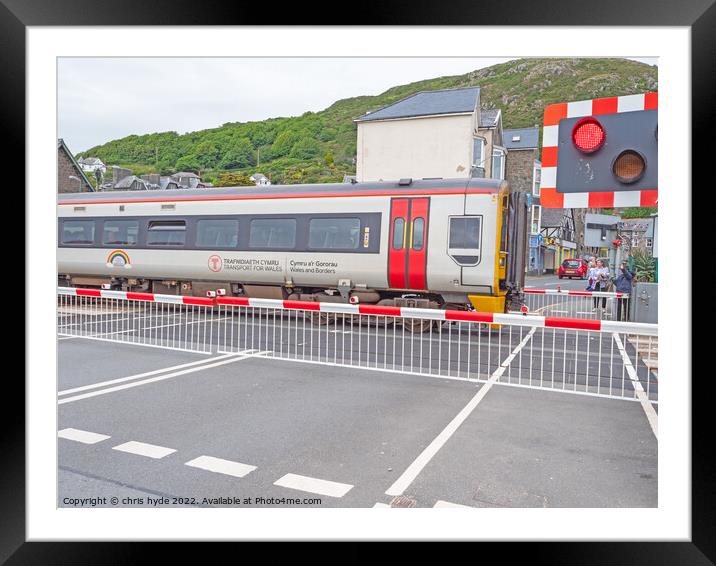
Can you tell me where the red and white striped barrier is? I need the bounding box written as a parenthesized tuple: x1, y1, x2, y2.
(58, 286, 654, 335)
(57, 286, 214, 306)
(216, 296, 655, 336)
(540, 92, 658, 209)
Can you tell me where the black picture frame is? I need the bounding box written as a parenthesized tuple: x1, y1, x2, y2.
(8, 0, 710, 560)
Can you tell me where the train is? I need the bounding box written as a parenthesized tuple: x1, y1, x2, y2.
(58, 178, 529, 328)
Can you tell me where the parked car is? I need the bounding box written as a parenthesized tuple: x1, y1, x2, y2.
(558, 258, 588, 279)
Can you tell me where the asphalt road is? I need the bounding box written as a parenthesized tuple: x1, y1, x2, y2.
(57, 335, 658, 509)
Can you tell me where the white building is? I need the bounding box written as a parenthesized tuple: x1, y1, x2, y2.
(250, 173, 272, 186)
(354, 87, 504, 183)
(78, 157, 106, 174)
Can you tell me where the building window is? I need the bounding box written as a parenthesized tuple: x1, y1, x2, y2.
(103, 219, 139, 246)
(147, 220, 186, 246)
(491, 146, 506, 180)
(308, 217, 361, 250)
(471, 138, 486, 177)
(249, 218, 296, 249)
(531, 205, 541, 236)
(196, 219, 239, 248)
(533, 161, 541, 196)
(61, 220, 95, 245)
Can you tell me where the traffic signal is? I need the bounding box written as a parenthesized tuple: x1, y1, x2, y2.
(540, 93, 658, 208)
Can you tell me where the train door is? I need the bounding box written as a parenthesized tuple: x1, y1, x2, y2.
(388, 198, 429, 290)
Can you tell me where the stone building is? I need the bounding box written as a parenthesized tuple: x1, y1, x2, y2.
(504, 127, 543, 274)
(57, 139, 93, 193)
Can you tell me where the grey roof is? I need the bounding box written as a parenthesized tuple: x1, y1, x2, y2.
(113, 175, 148, 190)
(354, 87, 480, 123)
(504, 127, 540, 150)
(479, 108, 500, 128)
(57, 138, 94, 191)
(173, 171, 200, 178)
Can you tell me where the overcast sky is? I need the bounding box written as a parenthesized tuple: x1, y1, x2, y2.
(58, 57, 657, 153)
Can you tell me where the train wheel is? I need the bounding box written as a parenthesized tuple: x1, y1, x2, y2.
(305, 311, 332, 325)
(401, 317, 434, 333)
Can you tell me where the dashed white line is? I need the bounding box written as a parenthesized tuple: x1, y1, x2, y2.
(112, 441, 176, 459)
(385, 328, 536, 497)
(185, 455, 257, 478)
(274, 473, 353, 498)
(58, 427, 111, 444)
(372, 502, 391, 508)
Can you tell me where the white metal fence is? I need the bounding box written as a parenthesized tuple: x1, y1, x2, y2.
(57, 287, 658, 403)
(521, 288, 632, 321)
(57, 287, 217, 354)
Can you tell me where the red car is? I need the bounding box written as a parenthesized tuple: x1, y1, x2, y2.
(558, 258, 588, 279)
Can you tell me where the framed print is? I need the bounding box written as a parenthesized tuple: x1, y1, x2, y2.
(7, 0, 711, 560)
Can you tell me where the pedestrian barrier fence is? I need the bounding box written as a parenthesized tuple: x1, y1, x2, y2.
(57, 287, 658, 403)
(520, 288, 633, 321)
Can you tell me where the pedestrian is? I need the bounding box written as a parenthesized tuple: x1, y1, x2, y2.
(614, 261, 633, 321)
(590, 259, 609, 310)
(586, 256, 597, 291)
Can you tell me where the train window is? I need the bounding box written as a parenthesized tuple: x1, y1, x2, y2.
(249, 218, 296, 249)
(146, 220, 186, 246)
(392, 218, 405, 250)
(61, 220, 95, 245)
(196, 219, 239, 248)
(308, 218, 360, 250)
(449, 217, 481, 249)
(412, 218, 425, 251)
(102, 220, 139, 246)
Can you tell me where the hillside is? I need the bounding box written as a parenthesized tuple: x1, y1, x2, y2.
(77, 58, 657, 185)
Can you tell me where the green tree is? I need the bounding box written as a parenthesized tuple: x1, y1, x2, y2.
(271, 130, 300, 158)
(215, 172, 254, 187)
(220, 137, 255, 169)
(290, 137, 321, 160)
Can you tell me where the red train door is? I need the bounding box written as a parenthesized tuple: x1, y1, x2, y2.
(388, 198, 429, 290)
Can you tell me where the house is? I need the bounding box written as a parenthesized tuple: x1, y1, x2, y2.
(57, 139, 93, 193)
(250, 173, 271, 186)
(172, 171, 201, 188)
(540, 208, 578, 274)
(112, 175, 152, 191)
(78, 156, 106, 174)
(354, 87, 504, 182)
(504, 127, 542, 274)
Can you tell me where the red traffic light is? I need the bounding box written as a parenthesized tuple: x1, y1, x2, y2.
(572, 117, 605, 153)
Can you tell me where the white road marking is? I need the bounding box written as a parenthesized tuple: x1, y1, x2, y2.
(58, 352, 248, 396)
(434, 500, 472, 508)
(274, 473, 353, 498)
(185, 455, 256, 478)
(58, 427, 110, 444)
(612, 333, 658, 438)
(58, 352, 269, 405)
(385, 328, 536, 497)
(113, 441, 176, 459)
(372, 502, 391, 508)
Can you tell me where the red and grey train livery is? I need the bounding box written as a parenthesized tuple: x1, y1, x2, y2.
(58, 178, 529, 319)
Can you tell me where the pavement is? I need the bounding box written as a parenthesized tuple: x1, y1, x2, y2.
(58, 335, 658, 509)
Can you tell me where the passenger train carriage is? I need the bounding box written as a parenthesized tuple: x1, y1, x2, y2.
(58, 178, 529, 326)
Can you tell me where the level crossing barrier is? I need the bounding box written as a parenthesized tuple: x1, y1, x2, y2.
(57, 287, 657, 403)
(520, 288, 633, 321)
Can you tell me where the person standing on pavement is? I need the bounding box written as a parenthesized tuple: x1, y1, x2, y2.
(586, 257, 597, 291)
(591, 259, 609, 310)
(615, 261, 634, 321)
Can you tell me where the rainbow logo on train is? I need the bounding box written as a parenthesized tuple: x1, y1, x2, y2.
(106, 250, 132, 269)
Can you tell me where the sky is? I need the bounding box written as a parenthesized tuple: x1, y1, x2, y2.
(58, 57, 657, 153)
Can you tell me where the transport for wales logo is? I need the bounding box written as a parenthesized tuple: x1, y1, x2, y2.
(208, 255, 223, 273)
(107, 250, 132, 269)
